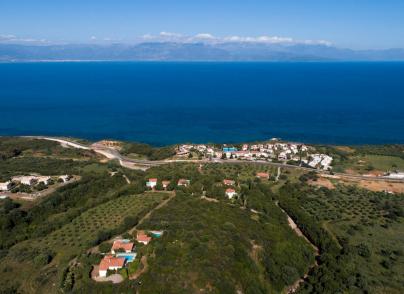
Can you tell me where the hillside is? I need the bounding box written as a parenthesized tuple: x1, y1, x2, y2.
(0, 137, 403, 293)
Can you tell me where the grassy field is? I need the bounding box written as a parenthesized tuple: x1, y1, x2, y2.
(133, 192, 315, 294)
(0, 192, 166, 293)
(301, 186, 404, 293)
(203, 162, 278, 181)
(39, 192, 166, 254)
(332, 154, 404, 174)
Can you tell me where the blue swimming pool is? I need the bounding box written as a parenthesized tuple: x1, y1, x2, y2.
(150, 231, 164, 237)
(116, 253, 137, 262)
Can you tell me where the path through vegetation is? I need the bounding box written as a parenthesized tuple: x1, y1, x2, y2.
(276, 201, 320, 293)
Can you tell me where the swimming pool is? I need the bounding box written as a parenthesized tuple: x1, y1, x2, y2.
(116, 253, 137, 262)
(149, 230, 164, 237)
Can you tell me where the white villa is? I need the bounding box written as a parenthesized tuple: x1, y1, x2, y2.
(59, 175, 71, 183)
(0, 181, 12, 191)
(225, 188, 237, 199)
(146, 178, 158, 189)
(12, 176, 38, 186)
(37, 176, 51, 185)
(308, 154, 333, 170)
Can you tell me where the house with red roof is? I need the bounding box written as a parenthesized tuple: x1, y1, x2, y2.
(162, 180, 171, 190)
(98, 255, 126, 277)
(146, 178, 158, 189)
(111, 240, 134, 254)
(177, 179, 190, 187)
(225, 188, 237, 199)
(256, 172, 270, 180)
(223, 179, 235, 186)
(137, 232, 152, 245)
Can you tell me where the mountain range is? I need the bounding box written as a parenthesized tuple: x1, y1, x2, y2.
(1, 42, 404, 61)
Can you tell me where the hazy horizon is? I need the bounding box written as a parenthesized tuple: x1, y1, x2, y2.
(1, 1, 404, 50)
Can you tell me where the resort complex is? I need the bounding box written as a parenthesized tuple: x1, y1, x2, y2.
(176, 141, 334, 170)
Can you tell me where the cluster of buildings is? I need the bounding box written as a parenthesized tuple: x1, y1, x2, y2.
(222, 172, 270, 199)
(384, 172, 404, 179)
(176, 141, 333, 170)
(304, 154, 333, 170)
(0, 174, 72, 192)
(146, 178, 190, 190)
(98, 230, 163, 278)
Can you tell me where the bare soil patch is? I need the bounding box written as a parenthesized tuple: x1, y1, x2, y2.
(308, 177, 335, 189)
(355, 180, 404, 194)
(335, 146, 355, 153)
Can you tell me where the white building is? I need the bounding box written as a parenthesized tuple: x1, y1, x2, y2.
(386, 172, 404, 179)
(59, 175, 71, 183)
(37, 176, 51, 185)
(146, 178, 158, 189)
(0, 181, 12, 191)
(98, 256, 125, 277)
(225, 188, 237, 199)
(308, 154, 333, 170)
(177, 179, 190, 187)
(12, 176, 37, 186)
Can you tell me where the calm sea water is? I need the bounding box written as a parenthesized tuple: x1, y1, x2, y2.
(1, 62, 403, 146)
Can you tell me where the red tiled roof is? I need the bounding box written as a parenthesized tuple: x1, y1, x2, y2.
(162, 180, 170, 185)
(137, 233, 151, 243)
(99, 256, 125, 271)
(223, 179, 235, 185)
(256, 172, 269, 178)
(178, 179, 189, 185)
(226, 188, 236, 193)
(149, 178, 158, 182)
(112, 240, 134, 252)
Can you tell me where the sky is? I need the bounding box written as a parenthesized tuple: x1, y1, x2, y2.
(1, 0, 404, 49)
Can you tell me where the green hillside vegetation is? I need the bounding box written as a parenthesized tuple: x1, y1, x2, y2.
(0, 193, 165, 293)
(135, 191, 314, 293)
(1, 138, 403, 294)
(121, 142, 176, 160)
(276, 182, 404, 294)
(0, 137, 96, 161)
(317, 144, 404, 173)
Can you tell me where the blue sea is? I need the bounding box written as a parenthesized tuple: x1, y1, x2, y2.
(1, 62, 403, 146)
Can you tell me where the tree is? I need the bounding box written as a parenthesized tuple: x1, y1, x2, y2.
(99, 242, 112, 253)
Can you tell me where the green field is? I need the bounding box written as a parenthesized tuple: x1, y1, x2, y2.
(334, 154, 404, 174)
(133, 192, 314, 293)
(299, 185, 404, 293)
(0, 192, 166, 293)
(39, 192, 165, 254)
(67, 165, 316, 294)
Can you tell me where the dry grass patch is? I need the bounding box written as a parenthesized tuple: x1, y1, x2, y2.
(308, 176, 335, 189)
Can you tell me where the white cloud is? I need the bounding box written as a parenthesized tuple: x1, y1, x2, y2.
(0, 34, 17, 41)
(159, 31, 182, 38)
(302, 39, 332, 46)
(0, 34, 48, 44)
(138, 32, 331, 46)
(194, 33, 215, 39)
(90, 36, 97, 40)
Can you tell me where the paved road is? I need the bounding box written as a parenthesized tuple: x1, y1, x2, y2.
(31, 136, 404, 183)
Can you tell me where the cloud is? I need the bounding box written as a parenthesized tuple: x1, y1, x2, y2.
(0, 34, 17, 41)
(194, 33, 215, 39)
(159, 31, 182, 38)
(139, 32, 331, 46)
(0, 34, 48, 44)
